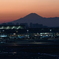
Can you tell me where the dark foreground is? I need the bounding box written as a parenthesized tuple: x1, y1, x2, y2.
(0, 43, 59, 59)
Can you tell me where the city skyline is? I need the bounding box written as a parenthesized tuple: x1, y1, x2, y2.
(0, 0, 59, 23)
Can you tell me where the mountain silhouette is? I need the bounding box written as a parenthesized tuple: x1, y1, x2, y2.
(7, 13, 59, 27)
(24, 13, 43, 19)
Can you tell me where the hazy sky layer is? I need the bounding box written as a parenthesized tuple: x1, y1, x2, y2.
(0, 0, 59, 23)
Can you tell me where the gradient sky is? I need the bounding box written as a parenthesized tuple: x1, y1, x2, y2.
(0, 0, 59, 23)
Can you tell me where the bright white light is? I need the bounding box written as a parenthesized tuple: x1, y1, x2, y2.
(17, 26, 20, 29)
(45, 33, 47, 34)
(0, 35, 7, 37)
(6, 26, 10, 29)
(40, 35, 42, 36)
(46, 35, 48, 36)
(12, 26, 15, 29)
(3, 30, 4, 32)
(40, 33, 43, 34)
(0, 26, 4, 29)
(35, 35, 37, 36)
(27, 30, 29, 32)
(50, 29, 52, 31)
(13, 33, 16, 35)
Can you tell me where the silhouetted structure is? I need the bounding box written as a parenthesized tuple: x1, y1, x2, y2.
(6, 13, 59, 27)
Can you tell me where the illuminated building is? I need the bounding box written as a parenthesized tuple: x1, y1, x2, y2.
(0, 25, 25, 29)
(0, 26, 59, 40)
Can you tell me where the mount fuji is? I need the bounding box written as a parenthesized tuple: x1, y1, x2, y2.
(7, 13, 59, 27)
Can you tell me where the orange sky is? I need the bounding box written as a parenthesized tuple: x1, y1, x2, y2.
(0, 0, 59, 23)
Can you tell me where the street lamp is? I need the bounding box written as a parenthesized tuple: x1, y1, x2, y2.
(27, 30, 29, 38)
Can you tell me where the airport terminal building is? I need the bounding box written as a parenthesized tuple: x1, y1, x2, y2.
(0, 25, 25, 29)
(0, 25, 59, 40)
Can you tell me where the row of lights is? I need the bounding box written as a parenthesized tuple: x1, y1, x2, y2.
(0, 26, 22, 29)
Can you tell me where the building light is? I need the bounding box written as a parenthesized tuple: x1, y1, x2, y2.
(0, 26, 24, 29)
(0, 26, 4, 29)
(45, 33, 48, 34)
(2, 26, 4, 29)
(46, 35, 48, 36)
(35, 35, 37, 36)
(3, 30, 4, 32)
(40, 33, 43, 34)
(50, 29, 52, 32)
(13, 33, 16, 35)
(37, 33, 39, 35)
(12, 26, 15, 29)
(17, 26, 21, 29)
(0, 35, 7, 37)
(27, 30, 29, 32)
(40, 35, 42, 36)
(6, 26, 10, 29)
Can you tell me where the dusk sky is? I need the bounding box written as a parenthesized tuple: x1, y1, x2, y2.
(0, 0, 59, 23)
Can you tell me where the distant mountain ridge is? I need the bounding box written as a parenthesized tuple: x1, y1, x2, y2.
(6, 13, 59, 27)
